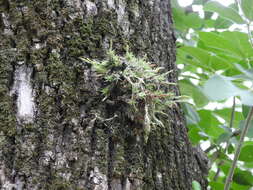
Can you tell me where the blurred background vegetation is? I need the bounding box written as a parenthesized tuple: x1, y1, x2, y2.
(173, 0, 253, 189)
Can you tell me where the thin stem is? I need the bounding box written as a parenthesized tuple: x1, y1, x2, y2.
(214, 161, 224, 181)
(214, 97, 236, 181)
(204, 144, 216, 154)
(235, 0, 253, 49)
(223, 2, 253, 190)
(229, 97, 236, 129)
(224, 107, 253, 190)
(214, 167, 221, 181)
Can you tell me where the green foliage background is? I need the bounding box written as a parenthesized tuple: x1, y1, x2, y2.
(173, 0, 253, 189)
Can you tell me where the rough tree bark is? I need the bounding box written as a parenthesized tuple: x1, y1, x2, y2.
(0, 0, 208, 189)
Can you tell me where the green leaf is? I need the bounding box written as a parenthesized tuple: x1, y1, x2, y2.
(203, 1, 245, 24)
(193, 0, 206, 5)
(203, 69, 253, 105)
(214, 108, 244, 128)
(234, 63, 253, 80)
(183, 103, 200, 125)
(220, 32, 253, 59)
(192, 180, 202, 190)
(220, 160, 233, 175)
(198, 31, 253, 59)
(180, 46, 210, 65)
(188, 127, 205, 145)
(240, 90, 253, 106)
(228, 143, 235, 154)
(185, 13, 204, 29)
(179, 79, 209, 107)
(239, 120, 253, 138)
(233, 170, 253, 186)
(216, 132, 233, 144)
(242, 104, 251, 118)
(171, 0, 180, 8)
(205, 17, 234, 30)
(239, 145, 253, 162)
(177, 49, 212, 71)
(220, 163, 253, 188)
(231, 183, 251, 190)
(243, 161, 253, 169)
(214, 16, 234, 29)
(241, 0, 253, 21)
(173, 8, 203, 31)
(209, 181, 224, 189)
(203, 75, 239, 101)
(197, 110, 225, 140)
(179, 46, 231, 70)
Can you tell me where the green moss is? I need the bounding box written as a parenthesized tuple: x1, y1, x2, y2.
(47, 178, 72, 190)
(23, 123, 36, 131)
(82, 50, 183, 142)
(66, 11, 122, 58)
(0, 56, 16, 137)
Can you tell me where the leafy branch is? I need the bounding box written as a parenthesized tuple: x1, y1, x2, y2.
(224, 1, 253, 190)
(224, 107, 253, 190)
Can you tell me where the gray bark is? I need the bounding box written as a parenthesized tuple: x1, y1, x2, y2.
(0, 0, 208, 189)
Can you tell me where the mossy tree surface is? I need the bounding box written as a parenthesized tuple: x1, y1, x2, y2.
(0, 0, 208, 189)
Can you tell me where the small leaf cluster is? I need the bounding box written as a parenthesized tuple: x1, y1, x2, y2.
(81, 50, 182, 141)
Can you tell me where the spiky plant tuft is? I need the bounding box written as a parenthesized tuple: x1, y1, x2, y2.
(80, 50, 185, 142)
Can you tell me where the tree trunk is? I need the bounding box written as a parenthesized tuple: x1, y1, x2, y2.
(0, 0, 208, 189)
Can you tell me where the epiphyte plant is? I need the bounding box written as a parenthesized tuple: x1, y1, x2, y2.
(80, 49, 185, 142)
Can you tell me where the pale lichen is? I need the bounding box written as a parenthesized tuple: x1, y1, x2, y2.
(10, 65, 35, 124)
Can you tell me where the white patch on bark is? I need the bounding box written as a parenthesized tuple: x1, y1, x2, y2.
(40, 150, 54, 166)
(56, 152, 67, 167)
(1, 181, 17, 190)
(89, 167, 108, 190)
(85, 0, 98, 16)
(0, 166, 7, 188)
(148, 0, 155, 6)
(59, 172, 72, 181)
(0, 165, 24, 190)
(157, 172, 163, 185)
(15, 178, 25, 190)
(10, 65, 35, 124)
(34, 43, 42, 49)
(73, 0, 82, 8)
(108, 0, 115, 9)
(1, 13, 13, 35)
(116, 0, 130, 35)
(45, 86, 53, 95)
(1, 13, 9, 27)
(111, 179, 121, 190)
(71, 118, 79, 126)
(124, 178, 131, 190)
